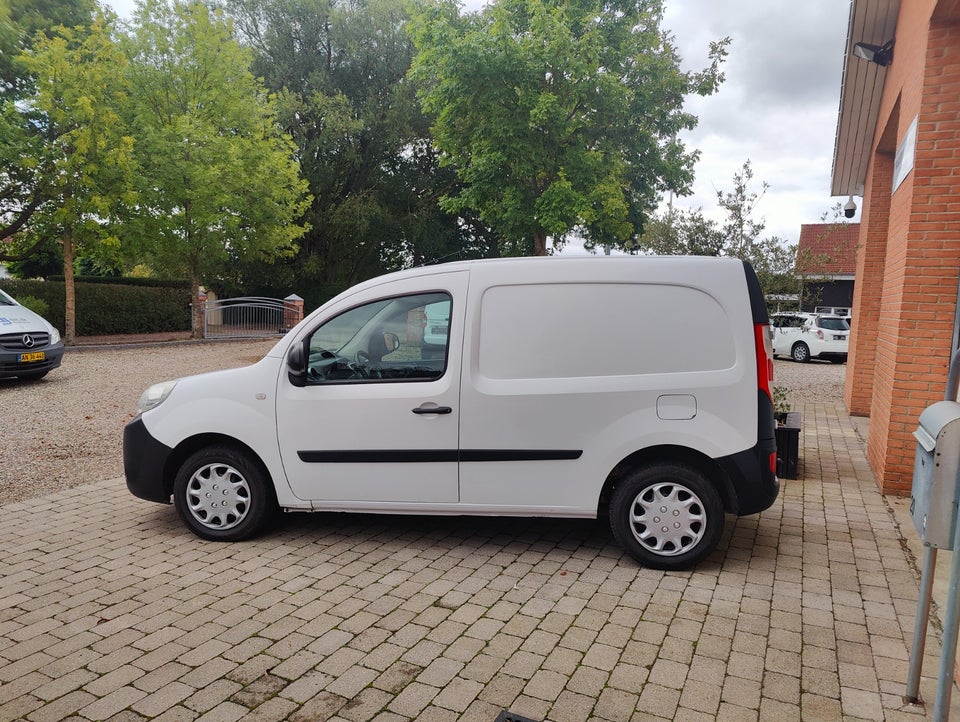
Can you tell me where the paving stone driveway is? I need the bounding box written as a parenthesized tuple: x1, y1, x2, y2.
(1, 402, 957, 721)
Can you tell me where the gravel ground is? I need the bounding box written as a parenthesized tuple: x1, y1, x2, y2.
(772, 356, 846, 408)
(0, 344, 845, 505)
(0, 339, 276, 505)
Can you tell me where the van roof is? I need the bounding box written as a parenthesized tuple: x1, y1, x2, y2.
(363, 254, 745, 282)
(321, 255, 754, 315)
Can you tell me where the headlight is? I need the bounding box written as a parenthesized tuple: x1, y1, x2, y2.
(136, 380, 179, 415)
(49, 327, 60, 345)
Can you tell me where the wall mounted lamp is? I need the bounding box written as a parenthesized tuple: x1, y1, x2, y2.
(854, 38, 894, 67)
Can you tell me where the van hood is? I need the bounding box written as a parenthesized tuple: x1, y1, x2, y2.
(0, 303, 58, 336)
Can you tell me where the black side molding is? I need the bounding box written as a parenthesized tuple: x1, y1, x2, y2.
(297, 449, 583, 463)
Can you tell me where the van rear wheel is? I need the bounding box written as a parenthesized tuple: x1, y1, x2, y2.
(609, 463, 723, 570)
(173, 445, 277, 541)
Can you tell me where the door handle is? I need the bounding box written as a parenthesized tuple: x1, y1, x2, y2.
(412, 405, 452, 415)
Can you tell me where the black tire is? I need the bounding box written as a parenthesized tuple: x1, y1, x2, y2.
(829, 357, 846, 364)
(791, 342, 810, 363)
(609, 463, 724, 570)
(173, 445, 277, 541)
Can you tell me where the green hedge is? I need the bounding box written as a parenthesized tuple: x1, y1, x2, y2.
(47, 275, 190, 288)
(0, 279, 191, 336)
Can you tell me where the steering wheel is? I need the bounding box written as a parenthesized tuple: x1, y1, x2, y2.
(352, 350, 373, 379)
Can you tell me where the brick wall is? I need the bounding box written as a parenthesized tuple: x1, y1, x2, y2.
(852, 3, 960, 494)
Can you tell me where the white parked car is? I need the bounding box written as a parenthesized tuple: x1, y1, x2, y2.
(0, 288, 63, 380)
(421, 299, 450, 359)
(771, 312, 849, 363)
(124, 256, 780, 570)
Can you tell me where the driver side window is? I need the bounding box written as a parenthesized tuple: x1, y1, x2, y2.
(305, 292, 451, 384)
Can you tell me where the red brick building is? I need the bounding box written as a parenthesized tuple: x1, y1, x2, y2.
(832, 0, 960, 493)
(796, 223, 859, 314)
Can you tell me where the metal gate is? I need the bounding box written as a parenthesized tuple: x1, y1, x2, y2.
(202, 296, 291, 339)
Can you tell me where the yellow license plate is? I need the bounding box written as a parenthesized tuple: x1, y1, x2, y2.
(19, 351, 45, 363)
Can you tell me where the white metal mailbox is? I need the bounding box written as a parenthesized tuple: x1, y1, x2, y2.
(911, 400, 960, 549)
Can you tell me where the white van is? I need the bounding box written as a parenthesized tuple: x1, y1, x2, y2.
(0, 288, 64, 380)
(124, 257, 779, 569)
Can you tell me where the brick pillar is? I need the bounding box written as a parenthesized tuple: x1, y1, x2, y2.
(845, 151, 893, 416)
(284, 294, 304, 332)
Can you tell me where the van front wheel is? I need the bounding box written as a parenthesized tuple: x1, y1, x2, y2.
(609, 464, 723, 570)
(173, 445, 276, 541)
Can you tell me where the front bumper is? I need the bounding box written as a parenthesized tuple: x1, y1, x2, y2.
(0, 341, 64, 378)
(123, 417, 175, 503)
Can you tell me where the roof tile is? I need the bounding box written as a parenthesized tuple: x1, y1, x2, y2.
(796, 223, 859, 274)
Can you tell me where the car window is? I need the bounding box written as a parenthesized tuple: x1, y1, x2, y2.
(0, 289, 15, 306)
(304, 291, 451, 384)
(817, 317, 850, 331)
(774, 315, 804, 329)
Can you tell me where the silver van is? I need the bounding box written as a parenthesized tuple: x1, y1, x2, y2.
(0, 288, 64, 380)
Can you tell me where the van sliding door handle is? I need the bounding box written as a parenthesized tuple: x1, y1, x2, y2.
(412, 405, 452, 415)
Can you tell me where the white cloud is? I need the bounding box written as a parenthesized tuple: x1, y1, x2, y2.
(663, 0, 852, 243)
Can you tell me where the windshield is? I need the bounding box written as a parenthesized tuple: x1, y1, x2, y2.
(0, 289, 16, 306)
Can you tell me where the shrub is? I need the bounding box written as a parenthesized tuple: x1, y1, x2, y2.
(15, 295, 49, 318)
(0, 279, 191, 336)
(773, 385, 792, 418)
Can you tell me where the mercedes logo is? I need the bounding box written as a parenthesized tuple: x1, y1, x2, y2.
(22, 334, 35, 348)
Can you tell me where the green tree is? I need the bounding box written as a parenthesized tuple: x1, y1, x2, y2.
(0, 99, 48, 249)
(16, 14, 135, 342)
(0, 0, 98, 255)
(640, 206, 725, 257)
(124, 0, 309, 336)
(408, 0, 728, 256)
(0, 1, 18, 90)
(221, 0, 492, 304)
(713, 161, 799, 297)
(1, 0, 97, 93)
(638, 160, 800, 298)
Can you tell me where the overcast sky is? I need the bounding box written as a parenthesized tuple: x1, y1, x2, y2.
(660, 1, 853, 242)
(104, 0, 854, 245)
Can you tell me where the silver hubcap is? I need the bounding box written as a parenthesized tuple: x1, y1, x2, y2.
(185, 462, 251, 531)
(629, 482, 706, 557)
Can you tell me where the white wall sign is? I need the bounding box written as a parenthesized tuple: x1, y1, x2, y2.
(893, 115, 918, 193)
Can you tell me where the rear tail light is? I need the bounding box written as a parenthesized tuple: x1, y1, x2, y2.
(754, 323, 774, 401)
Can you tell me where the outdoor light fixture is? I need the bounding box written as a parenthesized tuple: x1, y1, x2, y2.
(854, 38, 894, 67)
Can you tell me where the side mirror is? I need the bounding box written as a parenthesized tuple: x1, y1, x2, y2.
(287, 341, 307, 387)
(383, 332, 400, 355)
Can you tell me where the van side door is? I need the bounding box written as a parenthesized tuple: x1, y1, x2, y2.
(275, 273, 466, 503)
(456, 266, 753, 515)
